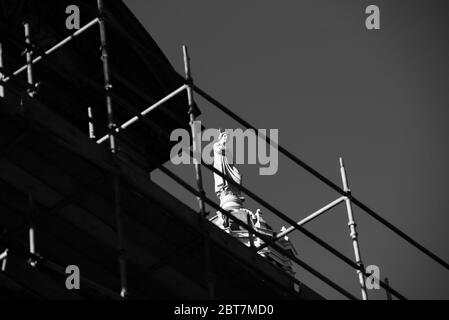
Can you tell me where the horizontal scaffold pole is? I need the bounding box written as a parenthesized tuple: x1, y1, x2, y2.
(257, 196, 346, 252)
(96, 84, 187, 144)
(0, 18, 99, 83)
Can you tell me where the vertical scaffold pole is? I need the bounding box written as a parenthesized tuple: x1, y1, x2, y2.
(23, 22, 36, 98)
(28, 192, 37, 267)
(183, 45, 206, 216)
(0, 42, 4, 98)
(0, 249, 7, 272)
(97, 0, 127, 299)
(182, 45, 215, 299)
(340, 157, 368, 300)
(88, 106, 96, 139)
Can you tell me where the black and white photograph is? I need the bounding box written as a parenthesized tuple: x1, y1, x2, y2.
(0, 0, 448, 312)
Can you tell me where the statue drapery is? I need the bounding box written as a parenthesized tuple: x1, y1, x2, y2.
(213, 132, 245, 212)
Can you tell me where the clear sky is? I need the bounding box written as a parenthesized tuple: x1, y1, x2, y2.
(124, 0, 449, 299)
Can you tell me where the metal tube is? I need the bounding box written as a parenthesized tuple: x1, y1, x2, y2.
(0, 42, 4, 98)
(257, 196, 346, 251)
(288, 196, 346, 232)
(23, 23, 33, 85)
(0, 249, 7, 272)
(0, 249, 7, 261)
(1, 18, 99, 83)
(97, 2, 116, 154)
(28, 192, 37, 267)
(96, 84, 187, 144)
(23, 22, 36, 98)
(88, 107, 96, 139)
(183, 45, 215, 299)
(114, 174, 128, 299)
(29, 227, 35, 255)
(340, 157, 368, 300)
(183, 45, 206, 217)
(97, 0, 127, 299)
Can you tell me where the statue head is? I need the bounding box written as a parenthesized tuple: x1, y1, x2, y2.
(217, 130, 229, 145)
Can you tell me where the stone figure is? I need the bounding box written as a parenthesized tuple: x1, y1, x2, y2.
(210, 129, 297, 275)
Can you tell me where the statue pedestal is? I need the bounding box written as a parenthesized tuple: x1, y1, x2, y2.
(210, 209, 298, 276)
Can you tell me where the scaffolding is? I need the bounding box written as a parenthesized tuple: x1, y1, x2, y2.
(0, 0, 448, 300)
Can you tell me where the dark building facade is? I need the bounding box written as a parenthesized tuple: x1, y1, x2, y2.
(0, 0, 322, 299)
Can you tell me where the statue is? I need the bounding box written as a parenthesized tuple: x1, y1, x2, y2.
(210, 129, 297, 275)
(213, 131, 246, 229)
(212, 130, 271, 233)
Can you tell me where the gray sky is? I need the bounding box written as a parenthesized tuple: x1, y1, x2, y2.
(124, 0, 449, 299)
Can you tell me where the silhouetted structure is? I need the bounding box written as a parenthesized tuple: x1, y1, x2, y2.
(1, 0, 446, 301)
